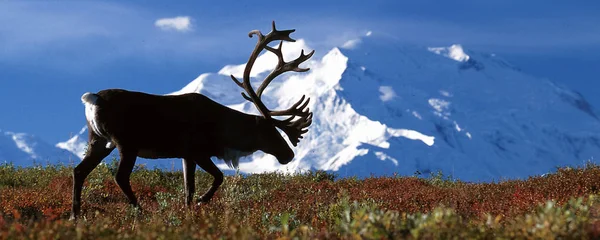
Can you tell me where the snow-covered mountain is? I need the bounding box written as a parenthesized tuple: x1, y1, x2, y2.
(57, 32, 600, 182)
(0, 129, 80, 166)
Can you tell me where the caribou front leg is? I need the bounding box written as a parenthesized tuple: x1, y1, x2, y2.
(182, 158, 197, 207)
(194, 157, 223, 203)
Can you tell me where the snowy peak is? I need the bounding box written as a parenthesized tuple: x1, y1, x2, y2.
(428, 44, 470, 62)
(427, 44, 485, 71)
(1, 129, 79, 166)
(55, 126, 88, 159)
(8, 132, 38, 158)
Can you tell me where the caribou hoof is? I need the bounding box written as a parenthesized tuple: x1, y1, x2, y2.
(198, 195, 213, 204)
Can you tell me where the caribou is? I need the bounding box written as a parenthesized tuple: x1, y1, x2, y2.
(70, 21, 314, 220)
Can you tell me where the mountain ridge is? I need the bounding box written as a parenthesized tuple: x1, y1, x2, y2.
(0, 129, 79, 166)
(46, 32, 600, 182)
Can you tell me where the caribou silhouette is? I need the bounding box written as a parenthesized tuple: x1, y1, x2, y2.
(70, 21, 314, 220)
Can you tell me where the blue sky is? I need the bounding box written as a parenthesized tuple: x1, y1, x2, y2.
(1, 0, 599, 144)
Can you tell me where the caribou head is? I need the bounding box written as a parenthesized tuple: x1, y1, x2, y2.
(229, 21, 314, 164)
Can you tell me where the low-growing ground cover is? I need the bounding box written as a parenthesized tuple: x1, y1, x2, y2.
(1, 160, 600, 239)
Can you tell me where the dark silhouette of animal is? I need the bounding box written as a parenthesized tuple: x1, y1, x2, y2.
(70, 21, 314, 220)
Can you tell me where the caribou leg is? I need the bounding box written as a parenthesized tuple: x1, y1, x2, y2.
(70, 138, 114, 220)
(194, 158, 224, 203)
(114, 148, 141, 210)
(182, 158, 197, 207)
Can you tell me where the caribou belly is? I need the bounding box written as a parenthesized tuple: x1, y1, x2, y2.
(138, 149, 173, 159)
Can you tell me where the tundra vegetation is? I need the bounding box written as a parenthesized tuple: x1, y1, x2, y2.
(1, 161, 600, 239)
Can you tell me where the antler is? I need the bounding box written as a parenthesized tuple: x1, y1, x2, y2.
(230, 21, 315, 146)
(272, 105, 313, 146)
(271, 94, 313, 146)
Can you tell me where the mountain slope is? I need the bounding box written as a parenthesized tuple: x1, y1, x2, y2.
(57, 34, 600, 182)
(331, 36, 600, 181)
(0, 129, 79, 166)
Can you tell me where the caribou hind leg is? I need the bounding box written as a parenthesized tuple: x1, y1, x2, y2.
(70, 137, 114, 220)
(182, 158, 197, 207)
(194, 157, 224, 203)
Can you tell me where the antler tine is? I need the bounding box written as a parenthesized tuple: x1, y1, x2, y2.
(230, 75, 244, 88)
(230, 75, 254, 102)
(264, 41, 285, 69)
(256, 45, 315, 98)
(276, 107, 311, 124)
(270, 95, 311, 117)
(283, 49, 315, 72)
(249, 21, 296, 45)
(266, 21, 296, 42)
(273, 111, 314, 146)
(284, 114, 312, 129)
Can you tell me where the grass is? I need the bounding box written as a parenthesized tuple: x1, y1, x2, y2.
(1, 161, 600, 239)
